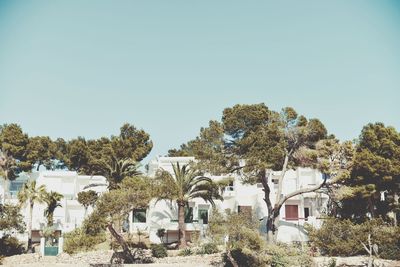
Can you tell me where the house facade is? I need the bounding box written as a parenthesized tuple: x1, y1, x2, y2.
(1, 156, 328, 245)
(129, 156, 329, 244)
(0, 171, 107, 243)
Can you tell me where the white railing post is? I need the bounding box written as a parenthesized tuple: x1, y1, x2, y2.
(40, 237, 45, 256)
(58, 237, 64, 254)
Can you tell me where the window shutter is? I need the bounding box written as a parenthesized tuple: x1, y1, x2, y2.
(285, 205, 299, 220)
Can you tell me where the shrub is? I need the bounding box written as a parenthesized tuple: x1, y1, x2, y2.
(197, 242, 219, 255)
(0, 236, 24, 256)
(151, 244, 167, 258)
(178, 248, 193, 256)
(265, 243, 313, 267)
(63, 228, 106, 254)
(306, 218, 400, 260)
(327, 258, 337, 267)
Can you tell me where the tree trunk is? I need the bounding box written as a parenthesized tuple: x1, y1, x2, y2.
(177, 201, 186, 249)
(394, 192, 399, 226)
(47, 213, 53, 227)
(107, 223, 135, 263)
(266, 208, 280, 243)
(368, 197, 375, 218)
(27, 202, 33, 252)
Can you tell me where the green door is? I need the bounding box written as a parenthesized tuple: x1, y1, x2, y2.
(44, 246, 59, 256)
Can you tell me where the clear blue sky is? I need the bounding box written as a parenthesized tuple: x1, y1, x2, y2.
(0, 1, 399, 163)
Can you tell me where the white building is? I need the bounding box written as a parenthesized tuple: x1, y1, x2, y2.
(129, 156, 329, 244)
(0, 171, 107, 244)
(1, 156, 328, 245)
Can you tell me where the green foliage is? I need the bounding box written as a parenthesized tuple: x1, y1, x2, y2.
(155, 163, 222, 248)
(82, 210, 107, 236)
(0, 124, 31, 181)
(264, 243, 313, 267)
(306, 218, 400, 260)
(327, 258, 337, 267)
(95, 176, 153, 224)
(42, 191, 63, 226)
(26, 136, 58, 170)
(151, 244, 167, 258)
(155, 162, 222, 205)
(0, 236, 24, 256)
(207, 209, 226, 244)
(17, 180, 46, 208)
(61, 123, 152, 189)
(0, 203, 25, 234)
(197, 242, 219, 255)
(63, 228, 106, 254)
(169, 104, 328, 181)
(168, 104, 331, 243)
(77, 190, 98, 210)
(178, 248, 193, 256)
(338, 123, 400, 221)
(208, 209, 268, 266)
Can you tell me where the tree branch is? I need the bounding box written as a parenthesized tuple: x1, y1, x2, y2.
(277, 175, 328, 207)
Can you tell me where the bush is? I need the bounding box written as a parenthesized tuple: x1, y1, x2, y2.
(265, 243, 313, 267)
(178, 248, 193, 256)
(327, 258, 337, 267)
(0, 236, 24, 256)
(63, 228, 106, 254)
(197, 242, 219, 255)
(151, 244, 167, 258)
(306, 218, 400, 260)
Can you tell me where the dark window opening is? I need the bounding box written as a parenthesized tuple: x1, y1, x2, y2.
(185, 207, 193, 223)
(198, 209, 208, 224)
(133, 209, 146, 223)
(304, 207, 310, 220)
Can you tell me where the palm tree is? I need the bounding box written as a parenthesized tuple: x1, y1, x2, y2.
(17, 180, 46, 251)
(90, 156, 141, 190)
(156, 163, 222, 249)
(42, 191, 63, 227)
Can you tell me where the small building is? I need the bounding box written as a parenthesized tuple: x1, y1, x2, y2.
(129, 156, 329, 244)
(0, 171, 107, 245)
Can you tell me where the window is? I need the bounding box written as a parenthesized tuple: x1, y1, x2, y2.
(225, 181, 234, 191)
(198, 209, 208, 224)
(133, 209, 146, 223)
(285, 205, 299, 220)
(184, 207, 193, 223)
(304, 207, 310, 220)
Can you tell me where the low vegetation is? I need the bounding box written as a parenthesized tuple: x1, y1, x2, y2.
(150, 244, 167, 258)
(306, 218, 400, 260)
(63, 228, 106, 254)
